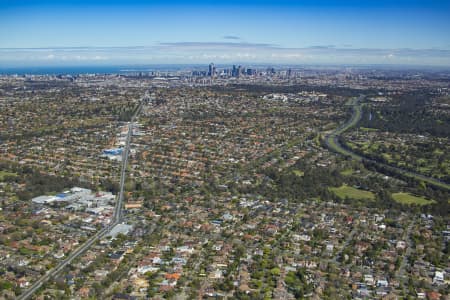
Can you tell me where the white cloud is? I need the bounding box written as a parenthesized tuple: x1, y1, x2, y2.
(0, 43, 449, 66)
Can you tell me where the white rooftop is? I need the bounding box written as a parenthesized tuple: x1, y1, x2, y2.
(109, 223, 133, 238)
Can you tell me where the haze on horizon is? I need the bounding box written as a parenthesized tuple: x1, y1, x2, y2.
(1, 0, 450, 67)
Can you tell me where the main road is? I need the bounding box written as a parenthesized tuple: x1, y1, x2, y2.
(395, 220, 416, 283)
(17, 100, 144, 300)
(325, 96, 450, 191)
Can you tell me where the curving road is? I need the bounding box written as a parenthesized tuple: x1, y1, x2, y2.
(325, 96, 450, 191)
(17, 100, 144, 300)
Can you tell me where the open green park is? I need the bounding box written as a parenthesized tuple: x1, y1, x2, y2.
(325, 97, 450, 192)
(0, 170, 17, 181)
(329, 184, 375, 200)
(391, 192, 435, 206)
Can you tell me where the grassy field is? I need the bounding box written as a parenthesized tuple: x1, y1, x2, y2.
(392, 192, 435, 206)
(329, 185, 375, 200)
(292, 170, 304, 177)
(359, 127, 379, 132)
(340, 169, 353, 176)
(0, 171, 17, 181)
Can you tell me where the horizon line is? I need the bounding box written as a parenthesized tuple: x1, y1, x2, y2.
(1, 62, 450, 70)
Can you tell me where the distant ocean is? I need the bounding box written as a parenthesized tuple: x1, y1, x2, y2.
(1, 64, 445, 75)
(0, 65, 203, 75)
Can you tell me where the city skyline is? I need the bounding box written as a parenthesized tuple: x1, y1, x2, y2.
(1, 0, 450, 66)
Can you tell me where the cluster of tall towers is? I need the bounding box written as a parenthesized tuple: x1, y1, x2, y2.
(197, 63, 293, 79)
(207, 63, 257, 78)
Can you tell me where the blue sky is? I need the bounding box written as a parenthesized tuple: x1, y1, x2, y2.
(1, 0, 450, 66)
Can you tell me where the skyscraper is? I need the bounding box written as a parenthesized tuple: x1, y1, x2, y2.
(208, 63, 215, 78)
